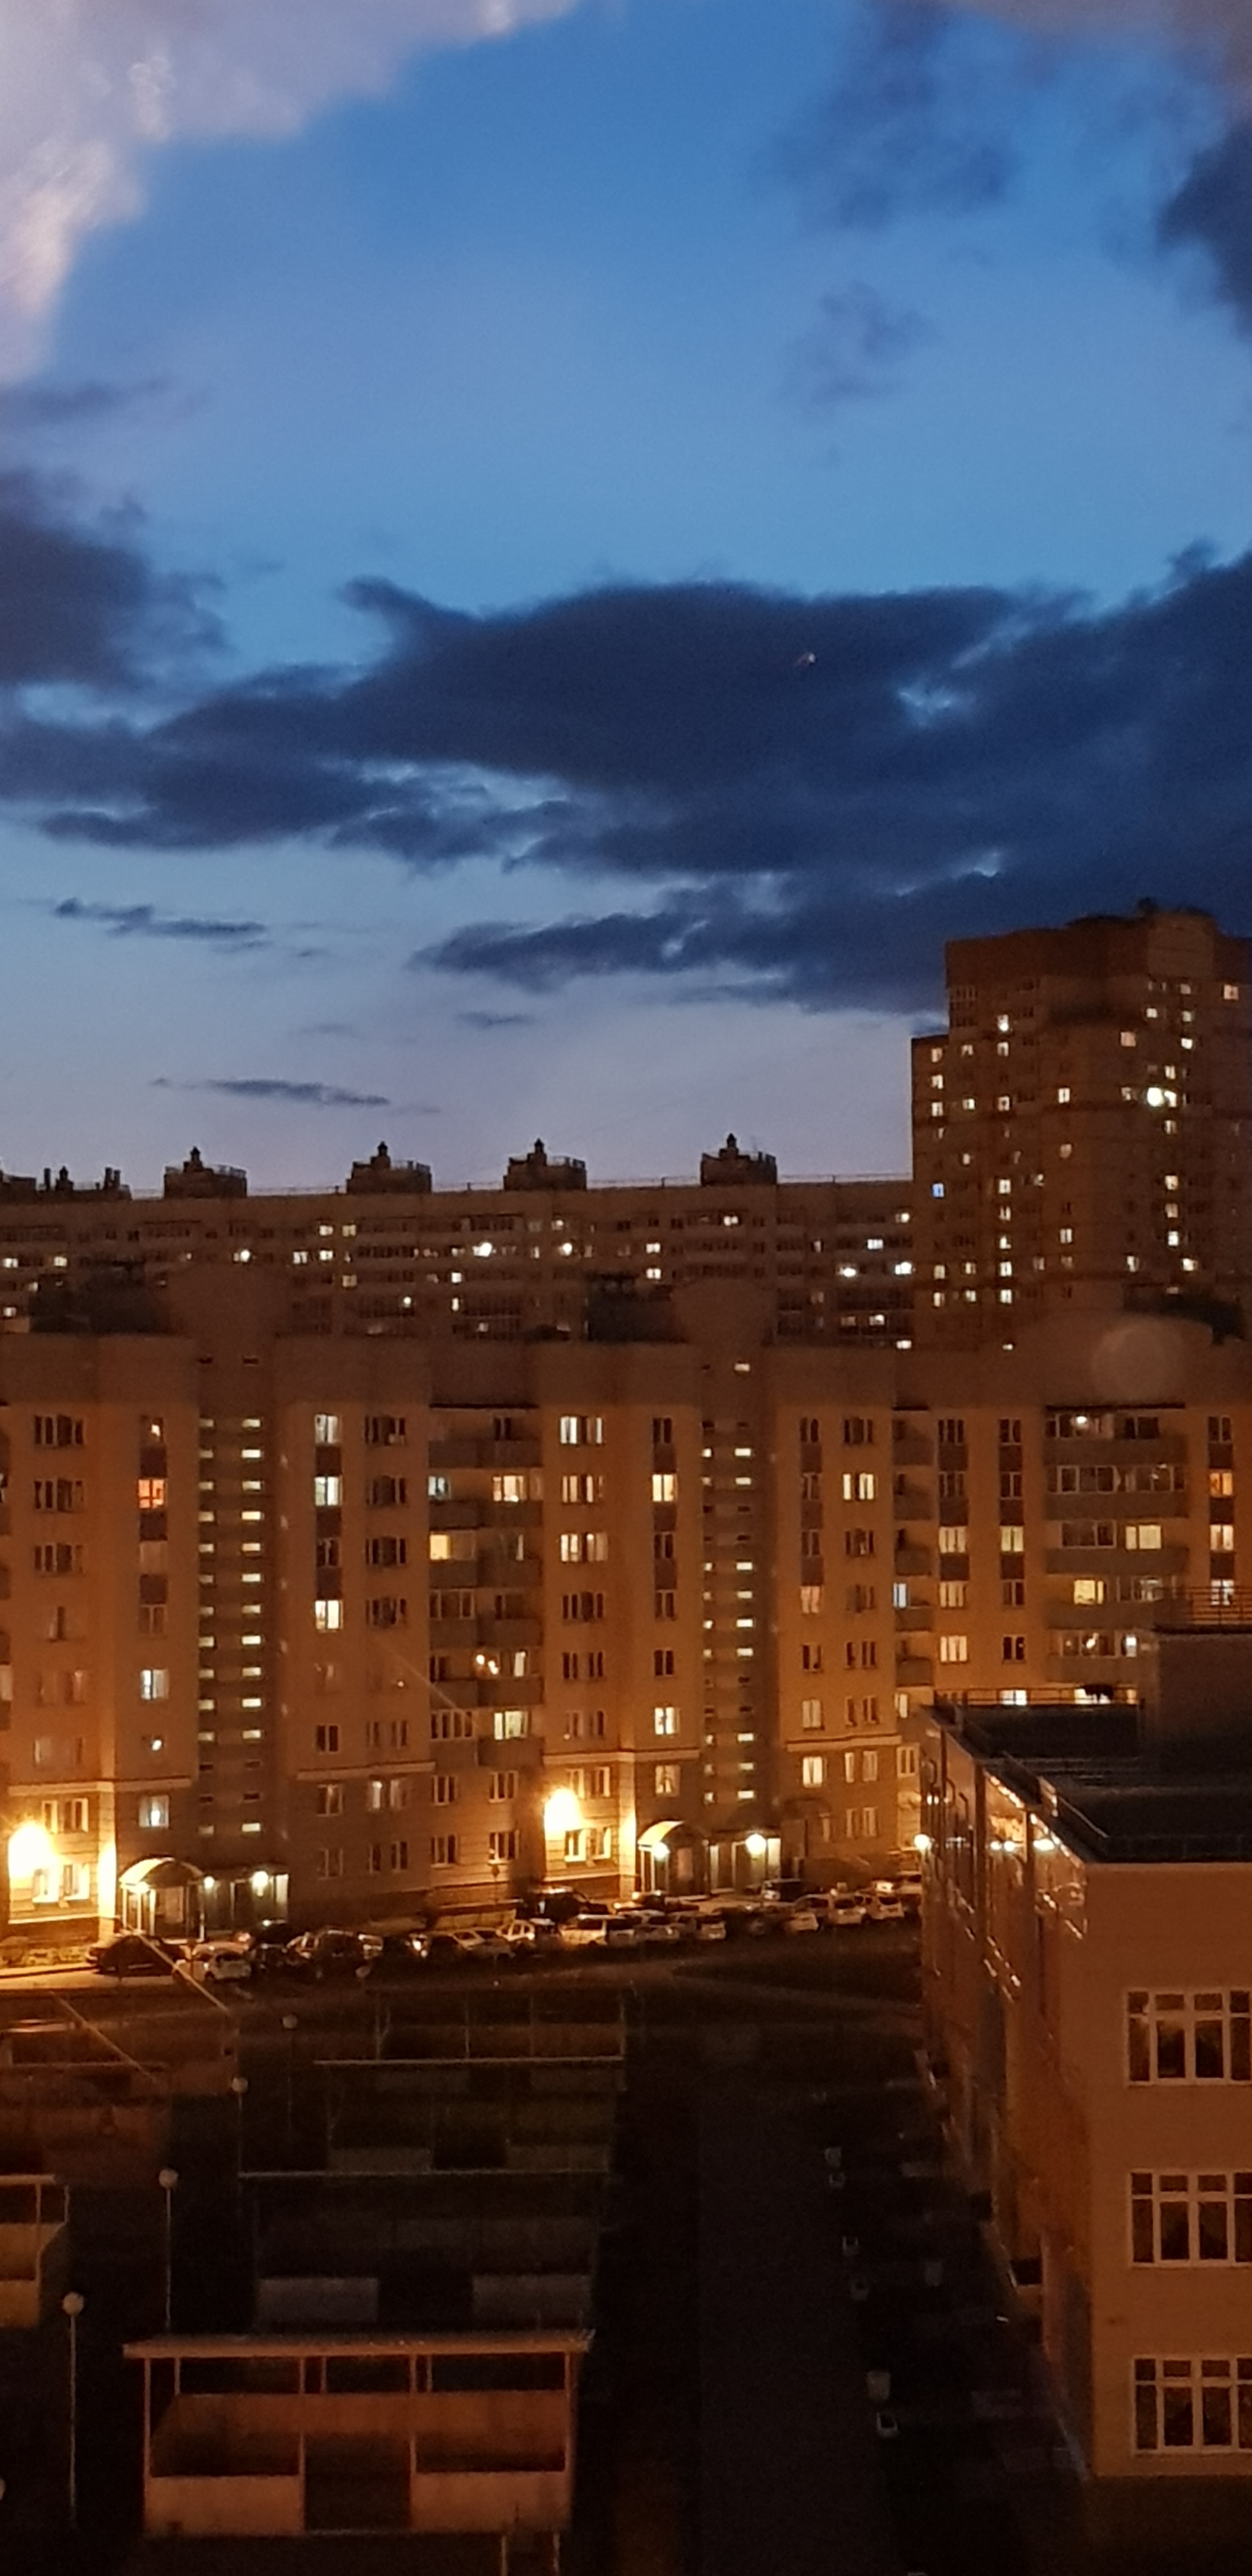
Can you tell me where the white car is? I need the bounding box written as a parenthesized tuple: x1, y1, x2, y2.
(187, 1937, 253, 1986)
(867, 1890, 906, 1924)
(782, 1902, 822, 1935)
(558, 1912, 611, 1950)
(829, 1893, 868, 1929)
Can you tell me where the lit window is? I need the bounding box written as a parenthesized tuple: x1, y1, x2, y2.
(315, 1599, 344, 1631)
(139, 1668, 169, 1701)
(139, 1794, 169, 1831)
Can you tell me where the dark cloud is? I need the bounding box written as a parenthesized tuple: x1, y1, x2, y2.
(784, 284, 936, 406)
(774, 1, 1019, 232)
(156, 1078, 391, 1108)
(1159, 122, 1252, 330)
(1, 464, 1249, 1013)
(52, 897, 266, 946)
(0, 471, 218, 690)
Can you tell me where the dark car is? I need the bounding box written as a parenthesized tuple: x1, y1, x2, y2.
(88, 1933, 179, 1979)
(423, 1930, 487, 1970)
(281, 1928, 381, 1981)
(357, 1932, 429, 1982)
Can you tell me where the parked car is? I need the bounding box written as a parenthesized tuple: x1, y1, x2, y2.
(866, 1888, 906, 1924)
(829, 1892, 868, 1929)
(88, 1933, 178, 1979)
(781, 1901, 822, 1936)
(500, 1916, 561, 1954)
(187, 1937, 253, 1986)
(634, 1906, 682, 1948)
(602, 1910, 649, 1951)
(666, 1901, 728, 1943)
(457, 1929, 516, 1968)
(282, 1928, 382, 1981)
(559, 1912, 612, 1951)
(357, 1932, 429, 1982)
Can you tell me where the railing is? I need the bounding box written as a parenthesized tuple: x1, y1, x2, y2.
(1154, 1588, 1252, 1629)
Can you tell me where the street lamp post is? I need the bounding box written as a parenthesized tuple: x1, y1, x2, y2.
(157, 2166, 179, 2332)
(229, 2073, 248, 2194)
(61, 2290, 84, 2527)
(280, 2014, 298, 2156)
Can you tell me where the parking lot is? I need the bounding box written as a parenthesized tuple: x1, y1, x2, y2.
(1, 1919, 1199, 2576)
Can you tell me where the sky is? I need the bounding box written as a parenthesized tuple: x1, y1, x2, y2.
(0, 0, 1249, 1191)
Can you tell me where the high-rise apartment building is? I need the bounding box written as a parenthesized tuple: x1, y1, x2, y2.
(913, 908, 1252, 1346)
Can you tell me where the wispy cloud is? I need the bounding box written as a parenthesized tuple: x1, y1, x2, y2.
(0, 376, 173, 433)
(784, 283, 936, 408)
(457, 1008, 535, 1029)
(155, 1077, 392, 1108)
(775, 3, 1021, 234)
(925, 0, 1252, 97)
(52, 896, 266, 946)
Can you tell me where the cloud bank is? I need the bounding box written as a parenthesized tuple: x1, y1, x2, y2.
(0, 479, 1248, 1016)
(0, 0, 581, 377)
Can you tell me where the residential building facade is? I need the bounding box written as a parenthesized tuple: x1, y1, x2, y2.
(913, 908, 1252, 1346)
(919, 1648, 1252, 2547)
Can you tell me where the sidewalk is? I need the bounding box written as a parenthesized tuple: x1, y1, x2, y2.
(698, 2074, 904, 2576)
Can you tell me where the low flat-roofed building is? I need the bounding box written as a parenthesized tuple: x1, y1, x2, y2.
(126, 2328, 586, 2549)
(919, 1619, 1252, 2552)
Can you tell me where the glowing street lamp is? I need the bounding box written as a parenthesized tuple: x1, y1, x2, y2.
(7, 1820, 56, 1882)
(544, 1788, 582, 1840)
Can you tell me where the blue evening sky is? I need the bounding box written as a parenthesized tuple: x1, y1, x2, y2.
(1, 0, 1248, 1189)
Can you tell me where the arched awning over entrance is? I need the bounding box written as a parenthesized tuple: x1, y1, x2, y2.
(637, 1818, 706, 1894)
(118, 1857, 202, 1934)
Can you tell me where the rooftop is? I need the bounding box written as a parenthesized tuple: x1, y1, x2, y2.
(935, 1698, 1252, 1866)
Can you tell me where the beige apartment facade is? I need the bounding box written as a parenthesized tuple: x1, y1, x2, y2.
(920, 1675, 1252, 2549)
(912, 908, 1252, 1347)
(4, 1290, 1252, 1945)
(0, 1135, 915, 1349)
(0, 1278, 938, 1946)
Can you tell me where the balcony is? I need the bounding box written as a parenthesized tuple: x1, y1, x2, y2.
(894, 1545, 933, 1578)
(893, 1485, 933, 1520)
(1044, 1545, 1190, 1579)
(896, 1655, 934, 1685)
